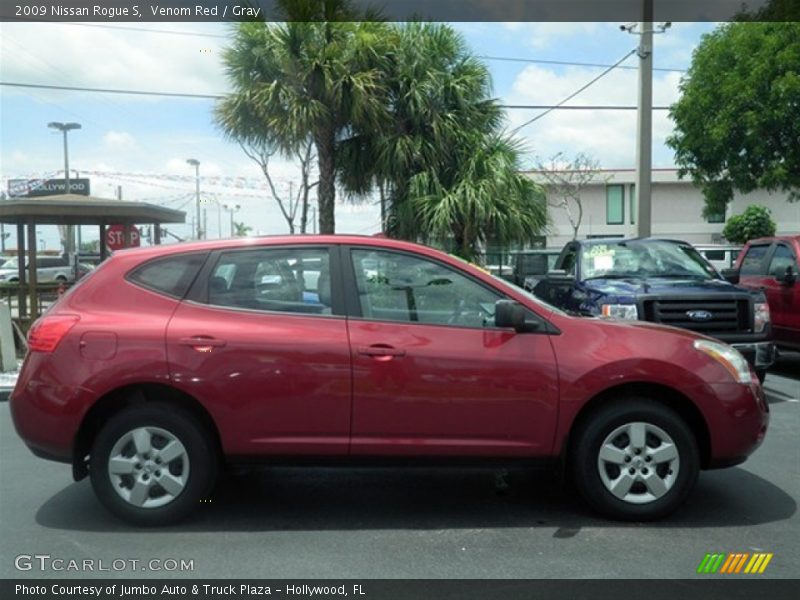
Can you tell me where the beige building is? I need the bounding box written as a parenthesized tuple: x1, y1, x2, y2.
(528, 168, 800, 248)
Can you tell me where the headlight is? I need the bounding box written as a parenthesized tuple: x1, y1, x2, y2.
(754, 302, 770, 333)
(600, 303, 639, 320)
(694, 340, 752, 384)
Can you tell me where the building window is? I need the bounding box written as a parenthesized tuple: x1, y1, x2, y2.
(606, 185, 624, 225)
(629, 184, 636, 224)
(706, 210, 725, 223)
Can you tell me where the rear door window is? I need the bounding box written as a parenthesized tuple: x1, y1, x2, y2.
(206, 247, 332, 315)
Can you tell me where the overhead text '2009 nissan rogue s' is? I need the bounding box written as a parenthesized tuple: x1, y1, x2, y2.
(11, 236, 769, 525)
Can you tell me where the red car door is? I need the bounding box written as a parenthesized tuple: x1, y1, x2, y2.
(166, 245, 352, 456)
(344, 246, 559, 457)
(762, 242, 800, 346)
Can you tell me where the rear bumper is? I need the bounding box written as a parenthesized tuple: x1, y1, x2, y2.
(730, 341, 776, 370)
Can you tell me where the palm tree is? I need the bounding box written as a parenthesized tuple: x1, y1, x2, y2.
(233, 222, 253, 237)
(339, 22, 547, 259)
(215, 0, 390, 234)
(403, 135, 547, 261)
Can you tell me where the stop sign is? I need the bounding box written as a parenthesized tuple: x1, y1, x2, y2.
(106, 224, 141, 251)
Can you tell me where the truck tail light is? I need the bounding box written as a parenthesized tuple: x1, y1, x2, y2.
(28, 315, 80, 353)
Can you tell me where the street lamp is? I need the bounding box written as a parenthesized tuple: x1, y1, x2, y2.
(223, 204, 241, 237)
(48, 121, 81, 255)
(186, 158, 202, 240)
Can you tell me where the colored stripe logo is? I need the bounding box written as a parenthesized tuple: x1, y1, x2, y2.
(697, 552, 773, 574)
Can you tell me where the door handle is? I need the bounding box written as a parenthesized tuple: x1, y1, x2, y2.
(179, 336, 227, 352)
(357, 345, 406, 359)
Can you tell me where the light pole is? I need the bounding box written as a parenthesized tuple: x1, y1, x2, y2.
(223, 204, 241, 237)
(48, 121, 81, 255)
(186, 159, 202, 239)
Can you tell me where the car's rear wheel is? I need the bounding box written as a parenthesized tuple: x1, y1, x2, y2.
(90, 403, 218, 525)
(570, 398, 699, 521)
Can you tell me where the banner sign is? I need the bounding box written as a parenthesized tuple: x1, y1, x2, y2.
(8, 178, 91, 198)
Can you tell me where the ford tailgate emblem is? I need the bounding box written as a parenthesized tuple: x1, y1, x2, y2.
(686, 310, 713, 322)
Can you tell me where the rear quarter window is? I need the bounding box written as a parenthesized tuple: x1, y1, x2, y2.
(127, 253, 207, 298)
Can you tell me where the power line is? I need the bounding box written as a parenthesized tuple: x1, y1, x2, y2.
(477, 54, 685, 73)
(40, 22, 688, 73)
(2, 82, 673, 112)
(510, 48, 638, 134)
(0, 81, 223, 99)
(501, 104, 670, 110)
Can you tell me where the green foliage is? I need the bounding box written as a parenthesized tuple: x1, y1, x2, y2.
(667, 22, 800, 215)
(215, 0, 391, 233)
(233, 222, 253, 237)
(722, 205, 777, 244)
(340, 22, 546, 260)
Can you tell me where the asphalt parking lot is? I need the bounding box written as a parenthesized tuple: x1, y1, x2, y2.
(0, 368, 797, 581)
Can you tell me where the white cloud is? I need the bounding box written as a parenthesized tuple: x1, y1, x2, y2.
(502, 22, 605, 48)
(505, 65, 683, 167)
(0, 22, 229, 98)
(103, 131, 136, 148)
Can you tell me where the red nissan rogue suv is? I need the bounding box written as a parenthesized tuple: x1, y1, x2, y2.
(10, 236, 769, 524)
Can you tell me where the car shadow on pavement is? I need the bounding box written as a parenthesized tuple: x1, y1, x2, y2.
(35, 465, 796, 534)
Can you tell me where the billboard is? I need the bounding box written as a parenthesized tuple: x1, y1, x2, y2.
(7, 178, 91, 197)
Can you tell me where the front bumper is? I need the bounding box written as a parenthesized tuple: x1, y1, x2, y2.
(731, 341, 776, 371)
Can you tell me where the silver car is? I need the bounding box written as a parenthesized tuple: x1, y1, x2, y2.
(0, 256, 92, 283)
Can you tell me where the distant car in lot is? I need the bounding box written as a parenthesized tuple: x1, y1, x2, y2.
(0, 255, 93, 283)
(532, 238, 775, 381)
(694, 244, 742, 272)
(725, 235, 800, 352)
(11, 236, 768, 525)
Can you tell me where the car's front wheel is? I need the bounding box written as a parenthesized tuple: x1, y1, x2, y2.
(570, 398, 699, 521)
(90, 403, 218, 525)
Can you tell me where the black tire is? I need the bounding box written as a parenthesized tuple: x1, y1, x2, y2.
(756, 370, 767, 384)
(90, 403, 218, 526)
(570, 398, 699, 521)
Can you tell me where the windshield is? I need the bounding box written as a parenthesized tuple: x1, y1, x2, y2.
(581, 241, 719, 280)
(0, 258, 19, 270)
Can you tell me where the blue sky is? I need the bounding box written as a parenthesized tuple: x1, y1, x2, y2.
(0, 21, 717, 250)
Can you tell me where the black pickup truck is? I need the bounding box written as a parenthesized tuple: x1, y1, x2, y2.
(532, 238, 776, 381)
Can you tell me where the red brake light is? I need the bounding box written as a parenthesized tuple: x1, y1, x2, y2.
(27, 315, 80, 352)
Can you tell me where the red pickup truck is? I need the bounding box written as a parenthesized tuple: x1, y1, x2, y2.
(728, 235, 800, 351)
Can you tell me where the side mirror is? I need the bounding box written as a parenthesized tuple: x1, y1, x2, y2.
(495, 300, 525, 331)
(495, 300, 541, 333)
(545, 269, 576, 286)
(775, 266, 796, 286)
(721, 268, 740, 284)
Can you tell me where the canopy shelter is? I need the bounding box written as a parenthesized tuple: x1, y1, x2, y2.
(0, 194, 185, 321)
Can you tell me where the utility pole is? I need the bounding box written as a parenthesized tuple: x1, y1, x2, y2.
(186, 158, 201, 239)
(624, 5, 670, 239)
(634, 0, 654, 238)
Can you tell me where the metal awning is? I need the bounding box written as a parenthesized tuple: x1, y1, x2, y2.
(0, 194, 185, 225)
(0, 193, 186, 322)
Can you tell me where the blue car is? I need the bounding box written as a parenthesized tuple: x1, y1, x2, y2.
(532, 238, 776, 381)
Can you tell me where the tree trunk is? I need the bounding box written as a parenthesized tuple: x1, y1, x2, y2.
(315, 130, 336, 234)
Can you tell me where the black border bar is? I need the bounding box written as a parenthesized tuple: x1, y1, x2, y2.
(1, 0, 790, 23)
(3, 579, 798, 600)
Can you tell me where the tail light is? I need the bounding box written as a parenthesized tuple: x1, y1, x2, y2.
(27, 315, 80, 352)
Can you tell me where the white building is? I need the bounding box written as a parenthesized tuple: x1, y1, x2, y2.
(527, 168, 800, 248)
